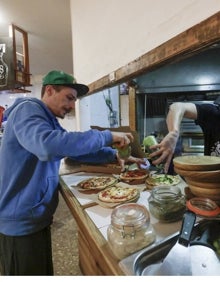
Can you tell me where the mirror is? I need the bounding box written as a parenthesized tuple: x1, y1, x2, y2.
(0, 24, 31, 92)
(12, 24, 31, 87)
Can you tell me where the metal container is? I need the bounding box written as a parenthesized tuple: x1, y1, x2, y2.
(148, 185, 186, 222)
(107, 203, 156, 260)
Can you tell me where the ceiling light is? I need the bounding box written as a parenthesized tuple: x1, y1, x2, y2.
(8, 25, 12, 38)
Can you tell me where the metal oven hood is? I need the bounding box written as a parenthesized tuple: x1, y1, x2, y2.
(135, 47, 220, 94)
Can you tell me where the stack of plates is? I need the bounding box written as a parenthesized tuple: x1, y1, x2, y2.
(173, 155, 220, 203)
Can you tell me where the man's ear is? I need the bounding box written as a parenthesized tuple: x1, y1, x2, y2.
(45, 85, 54, 96)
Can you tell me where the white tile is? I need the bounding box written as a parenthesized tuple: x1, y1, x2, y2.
(85, 205, 112, 229)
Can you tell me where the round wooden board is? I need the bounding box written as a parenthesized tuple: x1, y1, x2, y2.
(173, 155, 220, 171)
(188, 184, 220, 200)
(174, 167, 220, 182)
(185, 177, 220, 189)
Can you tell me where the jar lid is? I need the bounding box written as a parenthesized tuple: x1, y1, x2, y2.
(186, 197, 220, 217)
(111, 203, 150, 228)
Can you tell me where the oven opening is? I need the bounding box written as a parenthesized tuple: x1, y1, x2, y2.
(180, 118, 204, 155)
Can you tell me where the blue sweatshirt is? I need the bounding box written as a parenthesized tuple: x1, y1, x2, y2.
(0, 98, 116, 236)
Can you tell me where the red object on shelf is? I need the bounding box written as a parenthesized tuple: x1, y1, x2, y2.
(0, 106, 5, 127)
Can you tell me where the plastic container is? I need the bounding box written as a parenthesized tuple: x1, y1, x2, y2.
(107, 203, 156, 259)
(117, 145, 131, 160)
(143, 135, 164, 171)
(143, 135, 158, 155)
(148, 185, 186, 222)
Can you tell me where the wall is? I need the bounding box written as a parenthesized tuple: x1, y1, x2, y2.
(70, 0, 220, 84)
(70, 0, 220, 131)
(78, 85, 120, 131)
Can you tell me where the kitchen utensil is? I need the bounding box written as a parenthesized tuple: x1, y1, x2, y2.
(143, 210, 196, 275)
(186, 199, 220, 275)
(190, 226, 220, 275)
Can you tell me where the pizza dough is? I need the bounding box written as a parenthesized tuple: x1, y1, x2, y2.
(146, 173, 180, 189)
(78, 176, 117, 190)
(98, 186, 139, 203)
(119, 169, 149, 181)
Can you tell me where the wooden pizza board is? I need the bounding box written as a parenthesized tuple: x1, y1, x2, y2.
(173, 155, 220, 171)
(174, 166, 220, 181)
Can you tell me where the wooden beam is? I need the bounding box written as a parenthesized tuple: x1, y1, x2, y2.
(86, 11, 220, 95)
(128, 86, 136, 131)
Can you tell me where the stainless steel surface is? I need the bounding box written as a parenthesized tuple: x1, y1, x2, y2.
(190, 226, 220, 275)
(152, 243, 191, 275)
(145, 211, 196, 275)
(143, 244, 191, 275)
(190, 246, 220, 275)
(119, 232, 179, 275)
(136, 48, 220, 94)
(119, 219, 220, 276)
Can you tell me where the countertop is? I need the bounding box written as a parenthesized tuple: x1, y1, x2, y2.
(59, 159, 188, 275)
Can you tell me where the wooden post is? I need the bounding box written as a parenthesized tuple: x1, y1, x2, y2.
(128, 86, 136, 131)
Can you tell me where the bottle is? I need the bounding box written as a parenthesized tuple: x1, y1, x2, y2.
(0, 47, 8, 87)
(148, 185, 186, 223)
(107, 203, 156, 259)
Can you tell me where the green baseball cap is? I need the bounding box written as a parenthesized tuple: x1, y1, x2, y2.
(42, 70, 89, 97)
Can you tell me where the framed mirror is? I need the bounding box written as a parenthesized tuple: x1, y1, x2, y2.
(12, 24, 31, 87)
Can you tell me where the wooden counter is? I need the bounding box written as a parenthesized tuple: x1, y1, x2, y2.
(59, 159, 183, 276)
(59, 160, 124, 275)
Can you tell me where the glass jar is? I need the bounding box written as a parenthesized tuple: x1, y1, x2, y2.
(148, 185, 186, 223)
(107, 203, 156, 260)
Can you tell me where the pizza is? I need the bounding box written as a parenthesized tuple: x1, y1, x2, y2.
(78, 176, 117, 190)
(120, 169, 149, 181)
(98, 186, 139, 203)
(146, 173, 180, 188)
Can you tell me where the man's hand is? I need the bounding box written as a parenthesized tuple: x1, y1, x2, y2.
(116, 153, 148, 172)
(111, 132, 134, 148)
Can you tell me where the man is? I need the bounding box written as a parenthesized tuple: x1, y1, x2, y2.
(0, 70, 144, 275)
(149, 101, 220, 173)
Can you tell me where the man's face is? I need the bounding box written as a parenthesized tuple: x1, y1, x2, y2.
(44, 85, 78, 118)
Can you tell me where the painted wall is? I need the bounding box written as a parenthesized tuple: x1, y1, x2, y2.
(70, 0, 220, 131)
(78, 85, 120, 131)
(70, 0, 220, 84)
(3, 2, 220, 133)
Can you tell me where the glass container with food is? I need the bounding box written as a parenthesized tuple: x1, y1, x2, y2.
(107, 203, 156, 260)
(148, 185, 186, 222)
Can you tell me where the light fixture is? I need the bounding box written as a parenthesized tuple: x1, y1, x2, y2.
(8, 24, 12, 38)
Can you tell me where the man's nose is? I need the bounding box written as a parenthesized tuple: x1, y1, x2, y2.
(70, 101, 75, 109)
